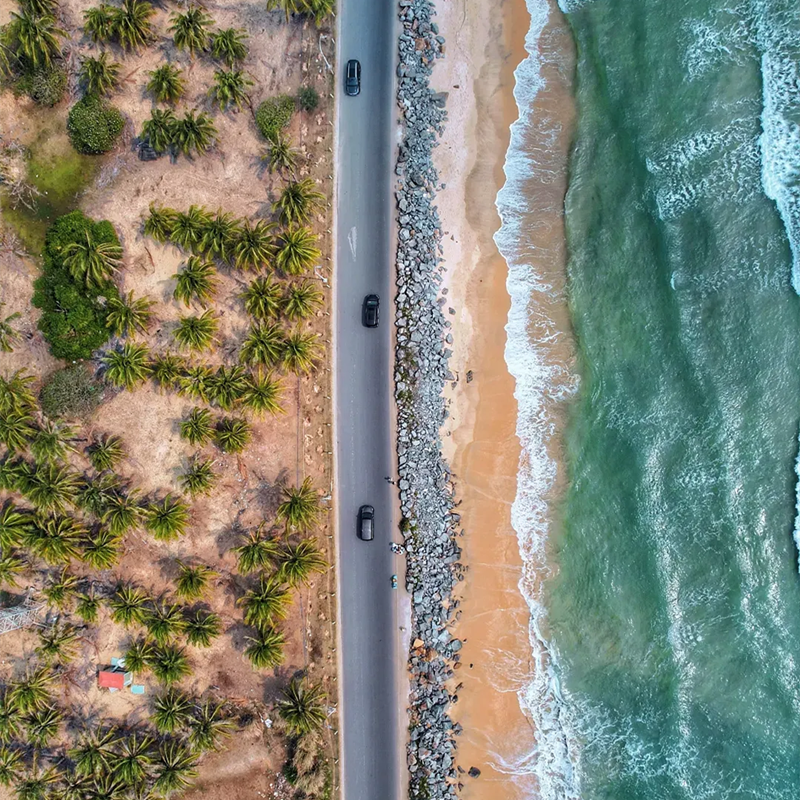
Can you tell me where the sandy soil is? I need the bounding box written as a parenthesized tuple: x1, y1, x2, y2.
(429, 0, 575, 798)
(0, 0, 339, 795)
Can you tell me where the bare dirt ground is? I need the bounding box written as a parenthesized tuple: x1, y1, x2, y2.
(0, 0, 339, 795)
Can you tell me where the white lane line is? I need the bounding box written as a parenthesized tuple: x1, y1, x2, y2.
(348, 226, 357, 259)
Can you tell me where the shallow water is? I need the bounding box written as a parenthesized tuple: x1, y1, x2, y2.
(544, 0, 800, 797)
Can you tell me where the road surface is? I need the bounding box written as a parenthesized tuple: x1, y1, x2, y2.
(333, 2, 401, 800)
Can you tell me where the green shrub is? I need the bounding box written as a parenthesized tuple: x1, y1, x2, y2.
(17, 64, 67, 106)
(296, 86, 319, 113)
(32, 211, 121, 360)
(67, 94, 124, 155)
(40, 364, 106, 418)
(255, 95, 295, 140)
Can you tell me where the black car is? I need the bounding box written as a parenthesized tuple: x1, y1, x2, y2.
(358, 505, 374, 541)
(345, 59, 361, 96)
(363, 294, 379, 328)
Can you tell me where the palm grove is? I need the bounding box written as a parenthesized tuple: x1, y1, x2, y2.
(0, 0, 337, 795)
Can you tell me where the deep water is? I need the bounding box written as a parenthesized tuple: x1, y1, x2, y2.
(549, 0, 800, 797)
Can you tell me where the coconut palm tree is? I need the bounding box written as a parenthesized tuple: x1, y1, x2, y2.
(214, 417, 251, 454)
(141, 108, 177, 155)
(30, 421, 73, 465)
(85, 773, 126, 800)
(79, 52, 120, 96)
(283, 280, 323, 321)
(273, 179, 324, 225)
(105, 291, 154, 338)
(171, 205, 211, 251)
(178, 365, 214, 403)
(8, 9, 65, 68)
(152, 689, 192, 734)
(23, 516, 84, 564)
(25, 704, 62, 747)
(232, 220, 275, 271)
(113, 733, 153, 786)
(173, 257, 217, 307)
(210, 27, 247, 67)
(233, 526, 279, 575)
(19, 463, 80, 514)
(0, 370, 36, 415)
(190, 700, 233, 752)
(8, 668, 53, 713)
(174, 311, 218, 352)
(0, 695, 21, 745)
(87, 435, 125, 472)
(179, 458, 216, 497)
(277, 676, 326, 734)
(153, 741, 198, 795)
(272, 178, 325, 225)
(148, 644, 191, 686)
(76, 473, 119, 517)
(151, 353, 185, 392)
(173, 110, 217, 156)
(0, 457, 28, 494)
(242, 276, 282, 320)
(42, 567, 80, 608)
(0, 745, 21, 787)
(63, 231, 123, 288)
(179, 407, 214, 445)
(0, 304, 21, 353)
(277, 538, 327, 586)
(75, 590, 101, 624)
(144, 600, 186, 644)
(0, 409, 35, 452)
(239, 323, 285, 367)
(144, 495, 189, 541)
(83, 4, 115, 44)
(240, 574, 291, 629)
(174, 562, 214, 601)
(241, 370, 283, 416)
(305, 0, 334, 26)
(70, 729, 119, 778)
(82, 527, 122, 570)
(262, 134, 299, 175)
(110, 0, 154, 50)
(283, 329, 322, 375)
(198, 210, 241, 260)
(0, 502, 31, 550)
(169, 6, 212, 55)
(0, 553, 25, 589)
(146, 63, 185, 103)
(208, 365, 247, 411)
(110, 584, 149, 627)
(209, 68, 252, 111)
(265, 0, 305, 22)
(36, 620, 78, 662)
(144, 203, 178, 243)
(14, 762, 59, 800)
(121, 638, 151, 676)
(276, 477, 321, 532)
(102, 490, 142, 535)
(184, 609, 221, 648)
(275, 226, 321, 275)
(104, 343, 152, 390)
(244, 627, 285, 669)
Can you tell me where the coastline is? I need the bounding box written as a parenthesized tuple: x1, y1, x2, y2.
(431, 0, 576, 797)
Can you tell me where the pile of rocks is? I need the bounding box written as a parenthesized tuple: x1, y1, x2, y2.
(394, 2, 465, 798)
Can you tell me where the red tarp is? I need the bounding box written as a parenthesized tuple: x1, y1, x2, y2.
(98, 670, 124, 689)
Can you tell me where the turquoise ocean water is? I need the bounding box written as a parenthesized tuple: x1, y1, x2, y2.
(497, 0, 800, 797)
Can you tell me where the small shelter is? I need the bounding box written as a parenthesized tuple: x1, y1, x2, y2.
(98, 670, 132, 691)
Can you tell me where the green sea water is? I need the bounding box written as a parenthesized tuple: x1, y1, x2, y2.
(547, 0, 800, 797)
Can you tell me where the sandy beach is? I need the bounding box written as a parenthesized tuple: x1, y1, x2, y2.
(430, 0, 575, 797)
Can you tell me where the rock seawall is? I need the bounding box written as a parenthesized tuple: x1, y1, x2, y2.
(394, 2, 464, 799)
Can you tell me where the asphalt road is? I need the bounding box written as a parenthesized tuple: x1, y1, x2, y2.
(333, 2, 401, 800)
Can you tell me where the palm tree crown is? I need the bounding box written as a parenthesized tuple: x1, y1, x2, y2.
(147, 63, 185, 103)
(63, 231, 123, 287)
(277, 676, 327, 734)
(275, 226, 321, 275)
(79, 51, 120, 96)
(210, 27, 248, 67)
(276, 476, 321, 531)
(169, 6, 213, 55)
(8, 9, 65, 68)
(273, 179, 325, 225)
(209, 68, 252, 111)
(105, 291, 154, 337)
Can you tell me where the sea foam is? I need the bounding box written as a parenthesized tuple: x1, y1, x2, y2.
(495, 0, 582, 796)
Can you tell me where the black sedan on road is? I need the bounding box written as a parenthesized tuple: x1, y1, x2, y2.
(362, 294, 380, 328)
(345, 59, 361, 96)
